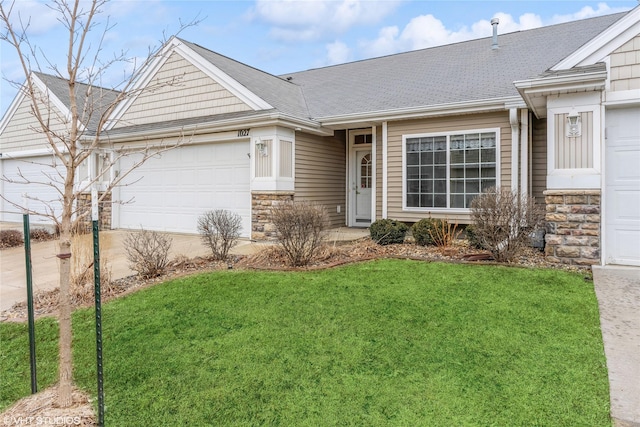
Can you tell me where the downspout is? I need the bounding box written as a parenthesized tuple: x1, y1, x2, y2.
(509, 108, 520, 192)
(520, 109, 529, 196)
(382, 121, 388, 219)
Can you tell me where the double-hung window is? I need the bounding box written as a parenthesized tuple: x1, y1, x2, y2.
(404, 130, 499, 210)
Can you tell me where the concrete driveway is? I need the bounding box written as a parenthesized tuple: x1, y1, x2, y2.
(592, 265, 640, 427)
(0, 230, 266, 312)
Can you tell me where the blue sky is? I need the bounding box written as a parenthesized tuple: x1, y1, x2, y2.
(1, 0, 638, 117)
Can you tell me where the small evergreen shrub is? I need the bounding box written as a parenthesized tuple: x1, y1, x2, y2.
(370, 219, 408, 245)
(411, 218, 436, 246)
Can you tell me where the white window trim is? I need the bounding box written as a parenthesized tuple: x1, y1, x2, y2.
(402, 127, 501, 213)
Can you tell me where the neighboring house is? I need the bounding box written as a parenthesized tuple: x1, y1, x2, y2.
(1, 7, 639, 267)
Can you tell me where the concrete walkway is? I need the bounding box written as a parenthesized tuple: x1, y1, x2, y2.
(593, 265, 640, 427)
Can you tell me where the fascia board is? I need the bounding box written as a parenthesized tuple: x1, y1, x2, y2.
(104, 37, 178, 131)
(102, 113, 330, 143)
(175, 42, 273, 111)
(317, 97, 521, 127)
(1, 74, 79, 136)
(552, 7, 640, 70)
(0, 83, 27, 135)
(514, 71, 607, 118)
(513, 71, 608, 94)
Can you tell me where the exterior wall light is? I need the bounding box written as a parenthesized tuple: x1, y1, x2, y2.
(256, 141, 268, 157)
(566, 114, 582, 138)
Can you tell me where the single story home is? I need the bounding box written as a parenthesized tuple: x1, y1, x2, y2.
(1, 7, 639, 267)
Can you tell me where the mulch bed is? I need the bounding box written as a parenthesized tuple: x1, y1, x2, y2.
(1, 238, 589, 323)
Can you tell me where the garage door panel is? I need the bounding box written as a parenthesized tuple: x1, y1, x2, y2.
(118, 142, 251, 236)
(1, 155, 64, 224)
(605, 107, 640, 266)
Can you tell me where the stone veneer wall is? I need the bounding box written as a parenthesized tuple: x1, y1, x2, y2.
(76, 192, 112, 233)
(544, 189, 600, 265)
(251, 191, 294, 240)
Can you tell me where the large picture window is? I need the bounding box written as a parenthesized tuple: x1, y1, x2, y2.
(405, 131, 498, 209)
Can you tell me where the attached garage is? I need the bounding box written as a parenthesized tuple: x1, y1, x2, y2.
(115, 141, 251, 236)
(0, 154, 64, 225)
(604, 107, 640, 266)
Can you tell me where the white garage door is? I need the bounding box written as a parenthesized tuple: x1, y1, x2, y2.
(605, 107, 640, 266)
(0, 154, 63, 225)
(116, 141, 251, 236)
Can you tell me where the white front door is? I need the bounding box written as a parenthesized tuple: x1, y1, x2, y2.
(354, 149, 372, 225)
(604, 107, 640, 266)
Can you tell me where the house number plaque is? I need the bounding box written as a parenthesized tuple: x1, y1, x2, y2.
(237, 129, 250, 137)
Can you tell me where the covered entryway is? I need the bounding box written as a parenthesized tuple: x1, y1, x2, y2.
(0, 154, 64, 225)
(115, 141, 251, 236)
(604, 107, 640, 266)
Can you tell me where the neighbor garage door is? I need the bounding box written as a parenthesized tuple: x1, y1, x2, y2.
(604, 107, 640, 266)
(0, 154, 63, 225)
(116, 141, 251, 236)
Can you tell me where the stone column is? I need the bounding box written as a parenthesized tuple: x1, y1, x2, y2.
(251, 191, 294, 240)
(544, 189, 600, 265)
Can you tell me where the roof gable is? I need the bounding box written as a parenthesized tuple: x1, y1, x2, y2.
(552, 5, 640, 70)
(110, 51, 258, 128)
(106, 38, 277, 130)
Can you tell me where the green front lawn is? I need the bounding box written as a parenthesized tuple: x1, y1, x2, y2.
(1, 260, 610, 425)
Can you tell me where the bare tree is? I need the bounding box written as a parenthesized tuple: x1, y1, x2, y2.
(0, 0, 199, 407)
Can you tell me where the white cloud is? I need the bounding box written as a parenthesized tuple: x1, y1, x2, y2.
(360, 2, 629, 59)
(549, 2, 630, 24)
(325, 40, 352, 65)
(3, 0, 59, 35)
(251, 0, 400, 42)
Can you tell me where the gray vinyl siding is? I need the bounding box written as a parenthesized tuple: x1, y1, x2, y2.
(531, 117, 548, 203)
(295, 131, 346, 227)
(115, 52, 252, 128)
(609, 35, 640, 92)
(1, 91, 68, 153)
(554, 111, 594, 169)
(385, 112, 512, 224)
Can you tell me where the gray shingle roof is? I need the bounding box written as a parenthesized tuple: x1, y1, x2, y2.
(178, 39, 310, 119)
(34, 72, 120, 132)
(280, 12, 625, 119)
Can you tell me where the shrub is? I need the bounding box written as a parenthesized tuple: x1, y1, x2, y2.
(411, 218, 435, 246)
(370, 219, 408, 245)
(70, 233, 112, 304)
(123, 228, 172, 278)
(470, 187, 544, 262)
(30, 228, 56, 242)
(0, 230, 23, 248)
(270, 200, 329, 267)
(464, 224, 483, 249)
(197, 210, 242, 260)
(428, 219, 461, 249)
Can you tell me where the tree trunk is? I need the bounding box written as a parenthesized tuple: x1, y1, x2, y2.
(57, 238, 73, 408)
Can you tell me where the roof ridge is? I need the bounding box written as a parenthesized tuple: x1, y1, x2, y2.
(282, 10, 629, 76)
(176, 37, 295, 86)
